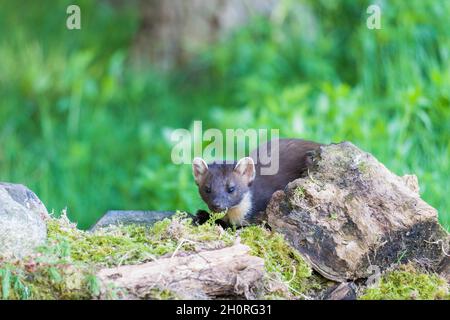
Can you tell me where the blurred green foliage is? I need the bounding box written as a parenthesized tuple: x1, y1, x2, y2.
(0, 0, 449, 229)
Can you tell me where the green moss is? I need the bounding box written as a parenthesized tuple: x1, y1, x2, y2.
(294, 186, 305, 198)
(0, 212, 238, 299)
(1, 215, 101, 300)
(0, 261, 97, 300)
(145, 288, 179, 300)
(240, 226, 321, 298)
(360, 264, 449, 300)
(45, 211, 235, 267)
(46, 215, 175, 266)
(357, 161, 369, 174)
(289, 186, 309, 210)
(0, 212, 321, 300)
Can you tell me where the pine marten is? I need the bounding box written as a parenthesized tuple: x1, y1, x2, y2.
(192, 138, 322, 227)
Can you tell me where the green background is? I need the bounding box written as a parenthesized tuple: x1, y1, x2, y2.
(0, 0, 449, 230)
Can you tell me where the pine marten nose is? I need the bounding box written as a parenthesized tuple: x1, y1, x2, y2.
(211, 202, 225, 212)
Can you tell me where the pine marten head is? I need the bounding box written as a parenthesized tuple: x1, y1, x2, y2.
(192, 157, 255, 213)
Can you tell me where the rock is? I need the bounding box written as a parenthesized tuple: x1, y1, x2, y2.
(90, 210, 177, 231)
(267, 142, 449, 282)
(0, 183, 48, 258)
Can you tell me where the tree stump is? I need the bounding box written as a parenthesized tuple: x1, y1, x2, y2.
(266, 142, 449, 282)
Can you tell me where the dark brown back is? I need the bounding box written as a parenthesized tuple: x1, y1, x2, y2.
(249, 139, 322, 215)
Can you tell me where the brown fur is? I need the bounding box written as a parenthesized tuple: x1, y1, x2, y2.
(192, 138, 322, 226)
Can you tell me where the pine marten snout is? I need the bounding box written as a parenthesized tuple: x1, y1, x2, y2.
(192, 157, 255, 226)
(192, 138, 322, 227)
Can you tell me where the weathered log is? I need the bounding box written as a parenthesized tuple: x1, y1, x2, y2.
(267, 142, 449, 282)
(96, 244, 265, 299)
(438, 257, 450, 283)
(322, 282, 357, 300)
(90, 210, 176, 231)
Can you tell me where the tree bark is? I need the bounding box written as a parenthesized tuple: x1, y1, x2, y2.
(97, 243, 265, 299)
(131, 0, 278, 70)
(267, 142, 449, 282)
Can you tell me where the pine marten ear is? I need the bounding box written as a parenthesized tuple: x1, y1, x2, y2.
(234, 157, 256, 186)
(192, 157, 209, 185)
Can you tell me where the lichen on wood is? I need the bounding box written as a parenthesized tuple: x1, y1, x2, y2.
(266, 142, 449, 282)
(96, 243, 266, 300)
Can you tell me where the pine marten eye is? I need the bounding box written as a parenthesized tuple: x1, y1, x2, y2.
(204, 186, 211, 193)
(227, 186, 235, 193)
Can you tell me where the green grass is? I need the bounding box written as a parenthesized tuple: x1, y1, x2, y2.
(0, 0, 449, 230)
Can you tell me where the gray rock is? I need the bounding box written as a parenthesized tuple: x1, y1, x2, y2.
(90, 210, 177, 231)
(267, 142, 449, 282)
(0, 183, 48, 259)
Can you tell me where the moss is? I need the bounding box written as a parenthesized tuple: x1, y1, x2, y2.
(0, 212, 237, 299)
(1, 214, 101, 300)
(0, 261, 97, 300)
(357, 161, 369, 174)
(9, 212, 447, 301)
(0, 211, 323, 300)
(145, 288, 179, 300)
(239, 226, 321, 298)
(46, 211, 235, 266)
(291, 186, 306, 205)
(289, 186, 310, 210)
(294, 186, 305, 198)
(360, 264, 449, 300)
(46, 215, 177, 266)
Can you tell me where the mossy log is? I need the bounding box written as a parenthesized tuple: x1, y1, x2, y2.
(267, 142, 449, 282)
(438, 257, 450, 283)
(322, 282, 357, 300)
(96, 243, 265, 299)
